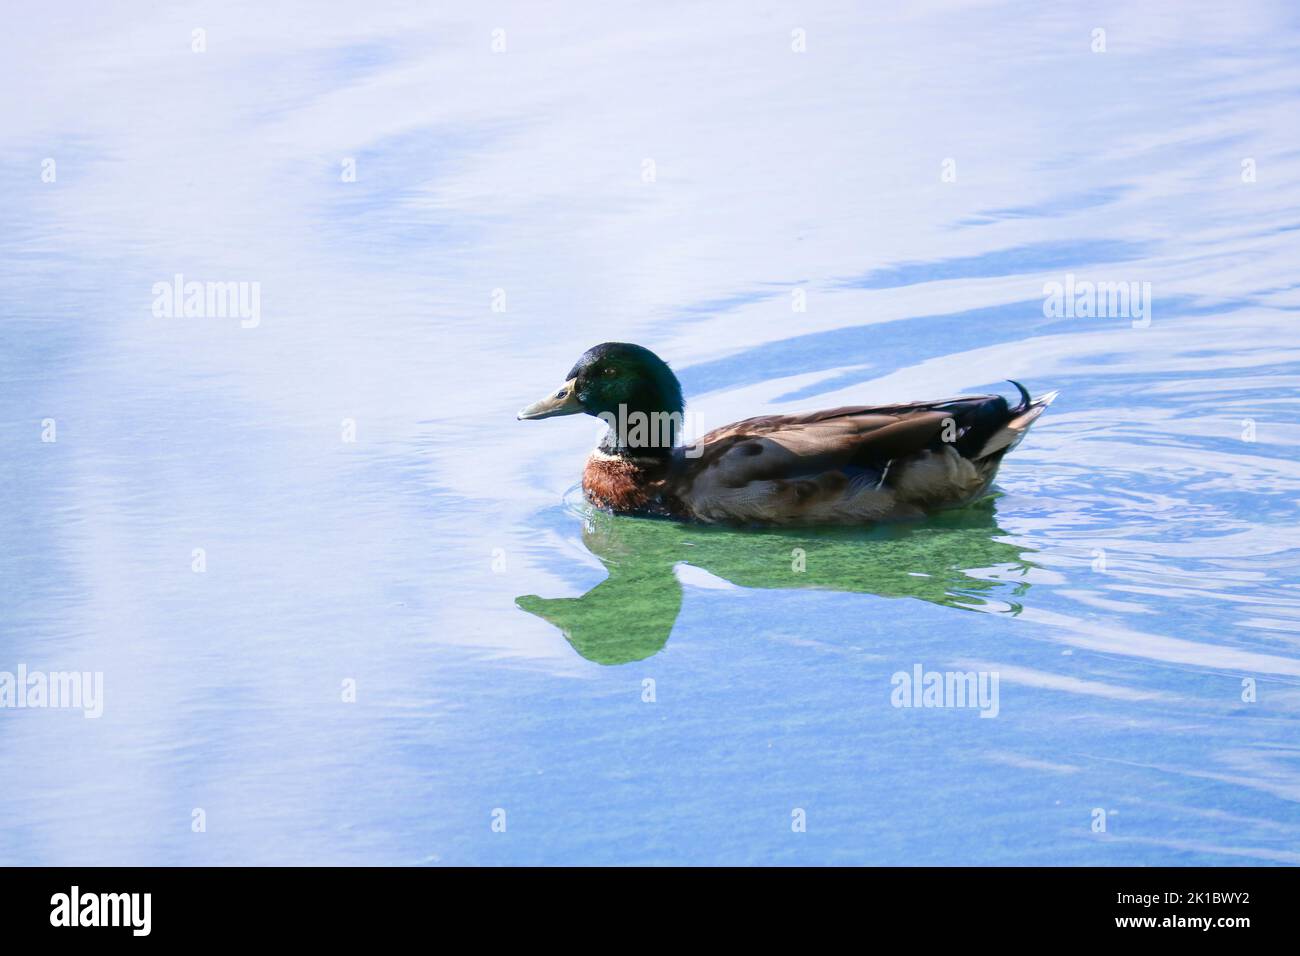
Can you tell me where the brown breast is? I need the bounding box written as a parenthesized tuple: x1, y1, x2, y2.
(583, 452, 658, 513)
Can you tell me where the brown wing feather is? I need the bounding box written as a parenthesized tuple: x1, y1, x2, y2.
(674, 396, 1009, 524)
(694, 399, 972, 443)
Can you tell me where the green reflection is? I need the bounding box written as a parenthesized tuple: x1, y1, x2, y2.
(517, 500, 1034, 665)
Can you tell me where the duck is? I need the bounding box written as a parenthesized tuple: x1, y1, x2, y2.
(517, 342, 1056, 525)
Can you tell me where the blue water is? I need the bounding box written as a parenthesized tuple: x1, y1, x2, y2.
(2, 3, 1299, 865)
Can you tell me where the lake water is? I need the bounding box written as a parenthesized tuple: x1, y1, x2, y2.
(2, 2, 1299, 865)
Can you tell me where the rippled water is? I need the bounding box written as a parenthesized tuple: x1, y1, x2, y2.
(3, 2, 1299, 864)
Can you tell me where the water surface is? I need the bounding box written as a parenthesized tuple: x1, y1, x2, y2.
(2, 1, 1299, 864)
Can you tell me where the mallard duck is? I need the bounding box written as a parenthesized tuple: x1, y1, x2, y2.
(518, 342, 1056, 525)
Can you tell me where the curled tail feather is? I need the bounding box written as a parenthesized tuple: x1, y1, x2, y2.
(974, 383, 1058, 459)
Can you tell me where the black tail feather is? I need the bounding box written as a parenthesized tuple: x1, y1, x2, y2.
(949, 382, 1033, 458)
(1007, 380, 1031, 414)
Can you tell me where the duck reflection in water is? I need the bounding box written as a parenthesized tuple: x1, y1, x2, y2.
(517, 499, 1035, 665)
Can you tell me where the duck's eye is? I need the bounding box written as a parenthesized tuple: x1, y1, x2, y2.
(602, 367, 618, 378)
